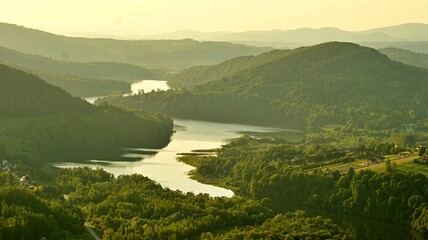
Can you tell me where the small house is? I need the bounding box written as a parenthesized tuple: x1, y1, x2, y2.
(20, 175, 32, 186)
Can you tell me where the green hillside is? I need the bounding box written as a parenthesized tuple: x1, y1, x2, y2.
(379, 47, 428, 69)
(167, 50, 288, 89)
(0, 65, 92, 116)
(0, 46, 165, 80)
(0, 46, 167, 97)
(100, 42, 428, 130)
(24, 68, 131, 97)
(0, 64, 173, 164)
(0, 23, 271, 68)
(169, 47, 428, 90)
(0, 61, 131, 97)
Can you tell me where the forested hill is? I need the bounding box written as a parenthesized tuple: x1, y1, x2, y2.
(0, 22, 271, 68)
(0, 46, 165, 80)
(0, 64, 173, 163)
(0, 45, 165, 97)
(168, 46, 428, 90)
(378, 47, 428, 70)
(101, 42, 428, 130)
(167, 50, 288, 89)
(0, 64, 92, 116)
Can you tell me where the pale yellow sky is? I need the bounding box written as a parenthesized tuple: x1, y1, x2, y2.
(1, 0, 428, 37)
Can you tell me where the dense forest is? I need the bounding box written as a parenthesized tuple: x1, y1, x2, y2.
(166, 50, 287, 89)
(0, 64, 173, 165)
(0, 167, 352, 239)
(0, 23, 271, 68)
(179, 136, 428, 238)
(0, 184, 86, 239)
(100, 42, 428, 130)
(168, 47, 428, 89)
(1, 19, 428, 239)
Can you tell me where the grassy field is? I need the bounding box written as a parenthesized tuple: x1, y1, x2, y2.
(357, 155, 419, 172)
(317, 153, 427, 176)
(395, 162, 428, 176)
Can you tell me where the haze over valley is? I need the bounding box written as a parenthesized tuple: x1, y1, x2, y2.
(1, 1, 428, 239)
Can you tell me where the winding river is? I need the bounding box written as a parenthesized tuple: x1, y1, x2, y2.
(55, 80, 414, 238)
(55, 80, 288, 197)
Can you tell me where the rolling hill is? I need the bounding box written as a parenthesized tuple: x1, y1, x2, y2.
(0, 22, 271, 68)
(142, 23, 428, 51)
(0, 46, 165, 80)
(0, 64, 92, 116)
(100, 42, 428, 130)
(378, 48, 428, 69)
(0, 61, 131, 97)
(167, 50, 288, 89)
(0, 46, 168, 97)
(169, 47, 428, 90)
(0, 64, 173, 163)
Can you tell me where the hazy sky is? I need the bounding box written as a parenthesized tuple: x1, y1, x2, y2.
(1, 0, 428, 37)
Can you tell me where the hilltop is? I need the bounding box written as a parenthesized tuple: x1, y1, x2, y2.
(143, 23, 428, 51)
(100, 42, 428, 130)
(167, 50, 288, 89)
(168, 47, 428, 89)
(0, 22, 271, 68)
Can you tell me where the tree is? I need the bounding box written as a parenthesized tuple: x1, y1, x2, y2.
(385, 160, 393, 173)
(419, 146, 426, 156)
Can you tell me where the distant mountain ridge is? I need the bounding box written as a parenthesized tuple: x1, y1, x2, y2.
(143, 23, 428, 43)
(141, 23, 428, 52)
(0, 22, 271, 68)
(101, 42, 428, 130)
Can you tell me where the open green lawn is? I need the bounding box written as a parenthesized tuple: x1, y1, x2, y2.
(395, 162, 428, 176)
(317, 154, 427, 176)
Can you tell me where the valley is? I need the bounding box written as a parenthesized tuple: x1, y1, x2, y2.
(1, 11, 428, 239)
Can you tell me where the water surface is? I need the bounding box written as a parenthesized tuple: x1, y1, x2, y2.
(54, 119, 289, 197)
(84, 80, 169, 104)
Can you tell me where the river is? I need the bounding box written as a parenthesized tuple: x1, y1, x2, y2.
(56, 80, 414, 238)
(54, 118, 289, 197)
(55, 80, 290, 197)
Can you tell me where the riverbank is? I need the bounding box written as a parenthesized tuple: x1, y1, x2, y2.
(178, 154, 416, 239)
(178, 155, 239, 193)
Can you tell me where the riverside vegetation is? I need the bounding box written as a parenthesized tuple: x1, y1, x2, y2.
(0, 64, 173, 168)
(1, 41, 428, 239)
(179, 135, 428, 238)
(0, 63, 351, 239)
(99, 42, 428, 130)
(97, 42, 428, 239)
